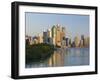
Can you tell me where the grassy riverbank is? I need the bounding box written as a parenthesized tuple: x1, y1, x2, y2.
(26, 43, 54, 63)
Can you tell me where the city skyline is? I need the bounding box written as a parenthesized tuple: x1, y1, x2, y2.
(25, 12, 89, 39)
(26, 25, 89, 48)
(25, 12, 90, 68)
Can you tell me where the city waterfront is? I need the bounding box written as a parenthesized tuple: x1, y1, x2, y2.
(25, 13, 89, 68)
(26, 48, 89, 68)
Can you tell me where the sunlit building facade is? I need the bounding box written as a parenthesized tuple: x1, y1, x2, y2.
(56, 25, 62, 47)
(37, 34, 43, 44)
(74, 36, 80, 47)
(47, 29, 53, 44)
(51, 25, 56, 46)
(51, 24, 66, 47)
(26, 24, 89, 48)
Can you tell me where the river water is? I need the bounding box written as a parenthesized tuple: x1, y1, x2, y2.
(26, 48, 89, 68)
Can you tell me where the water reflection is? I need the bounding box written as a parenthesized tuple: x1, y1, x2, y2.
(26, 48, 89, 68)
(48, 49, 64, 67)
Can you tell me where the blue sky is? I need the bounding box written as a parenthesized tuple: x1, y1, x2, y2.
(25, 12, 89, 39)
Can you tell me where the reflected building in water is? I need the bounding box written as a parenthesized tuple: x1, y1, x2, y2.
(26, 47, 89, 68)
(48, 49, 64, 67)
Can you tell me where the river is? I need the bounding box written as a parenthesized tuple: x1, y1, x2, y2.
(26, 48, 89, 68)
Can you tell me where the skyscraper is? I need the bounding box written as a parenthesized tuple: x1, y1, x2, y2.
(25, 35, 31, 45)
(69, 38, 72, 47)
(56, 24, 61, 47)
(37, 33, 43, 44)
(61, 27, 66, 48)
(32, 36, 39, 44)
(47, 29, 53, 44)
(42, 24, 66, 48)
(79, 39, 84, 47)
(66, 38, 69, 47)
(86, 37, 90, 47)
(51, 25, 56, 45)
(74, 36, 80, 47)
(43, 31, 48, 44)
(84, 36, 90, 47)
(81, 35, 85, 47)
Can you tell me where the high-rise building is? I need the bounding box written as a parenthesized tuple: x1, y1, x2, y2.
(29, 37, 34, 45)
(61, 27, 66, 48)
(79, 39, 84, 47)
(32, 36, 39, 44)
(84, 36, 90, 47)
(25, 35, 31, 45)
(86, 37, 90, 47)
(47, 29, 53, 44)
(61, 27, 66, 38)
(66, 38, 69, 47)
(51, 25, 56, 45)
(43, 31, 48, 44)
(69, 38, 72, 47)
(56, 24, 62, 47)
(81, 35, 85, 47)
(37, 33, 43, 44)
(47, 29, 52, 38)
(74, 36, 80, 47)
(25, 35, 39, 45)
(42, 24, 66, 48)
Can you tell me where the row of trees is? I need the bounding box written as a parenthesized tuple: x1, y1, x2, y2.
(26, 43, 54, 63)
